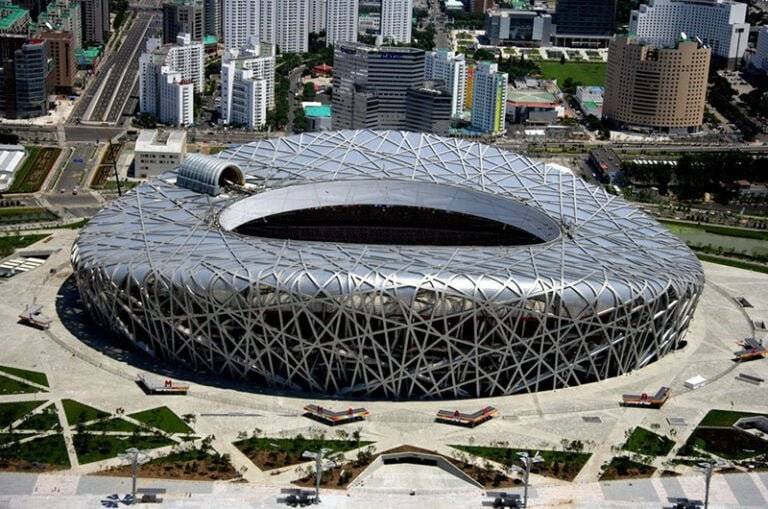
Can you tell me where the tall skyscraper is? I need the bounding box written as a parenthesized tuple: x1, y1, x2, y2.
(753, 27, 768, 73)
(380, 0, 412, 44)
(220, 39, 275, 128)
(425, 49, 467, 117)
(223, 0, 259, 50)
(38, 30, 75, 91)
(471, 61, 507, 135)
(603, 36, 710, 132)
(163, 0, 205, 43)
(629, 0, 748, 67)
(274, 0, 308, 53)
(308, 0, 326, 34)
(405, 81, 452, 135)
(325, 0, 357, 46)
(332, 42, 424, 129)
(139, 34, 204, 126)
(204, 0, 220, 37)
(36, 0, 82, 49)
(80, 0, 109, 43)
(11, 39, 51, 118)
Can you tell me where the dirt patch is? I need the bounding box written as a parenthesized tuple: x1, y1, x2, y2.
(0, 459, 65, 473)
(599, 456, 656, 481)
(99, 458, 239, 481)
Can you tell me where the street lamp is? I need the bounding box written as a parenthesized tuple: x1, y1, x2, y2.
(517, 451, 543, 508)
(301, 448, 336, 504)
(695, 459, 729, 509)
(117, 447, 150, 504)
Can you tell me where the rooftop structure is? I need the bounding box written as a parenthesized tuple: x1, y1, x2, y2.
(0, 0, 30, 34)
(0, 144, 24, 190)
(134, 129, 187, 178)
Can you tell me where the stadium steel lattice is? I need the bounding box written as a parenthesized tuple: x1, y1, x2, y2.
(72, 130, 704, 399)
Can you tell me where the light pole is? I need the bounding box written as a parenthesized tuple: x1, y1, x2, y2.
(696, 459, 728, 509)
(118, 447, 150, 504)
(517, 451, 543, 508)
(302, 448, 336, 504)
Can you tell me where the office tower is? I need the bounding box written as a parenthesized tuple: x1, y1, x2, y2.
(0, 0, 30, 35)
(139, 33, 204, 126)
(629, 0, 748, 67)
(555, 0, 615, 38)
(11, 39, 51, 118)
(36, 0, 81, 49)
(424, 49, 466, 117)
(308, 0, 326, 34)
(380, 0, 411, 44)
(325, 0, 357, 46)
(38, 30, 75, 90)
(163, 0, 205, 43)
(80, 0, 109, 43)
(471, 61, 507, 135)
(220, 37, 275, 127)
(332, 42, 424, 129)
(204, 0, 219, 37)
(753, 27, 768, 73)
(405, 81, 452, 135)
(603, 36, 710, 132)
(486, 9, 554, 47)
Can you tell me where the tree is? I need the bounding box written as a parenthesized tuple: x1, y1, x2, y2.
(302, 82, 316, 100)
(293, 107, 307, 133)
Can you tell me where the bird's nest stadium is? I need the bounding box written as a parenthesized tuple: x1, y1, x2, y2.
(72, 130, 704, 400)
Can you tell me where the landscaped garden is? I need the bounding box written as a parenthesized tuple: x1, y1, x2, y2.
(0, 399, 68, 472)
(62, 399, 110, 425)
(622, 427, 675, 457)
(599, 456, 656, 480)
(128, 406, 194, 434)
(0, 374, 42, 395)
(538, 61, 606, 87)
(0, 234, 49, 258)
(0, 366, 49, 388)
(0, 434, 70, 471)
(674, 409, 768, 464)
(0, 207, 58, 225)
(73, 432, 175, 464)
(8, 147, 62, 193)
(451, 443, 592, 481)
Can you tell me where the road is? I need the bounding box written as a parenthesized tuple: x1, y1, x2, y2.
(426, 0, 450, 49)
(53, 144, 97, 193)
(69, 12, 155, 125)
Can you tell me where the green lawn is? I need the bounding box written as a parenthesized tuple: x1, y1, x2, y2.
(683, 428, 768, 460)
(85, 418, 142, 433)
(0, 366, 49, 387)
(0, 401, 46, 428)
(622, 427, 675, 456)
(128, 406, 193, 434)
(73, 433, 175, 464)
(62, 399, 110, 425)
(539, 61, 606, 86)
(0, 432, 35, 445)
(0, 433, 70, 468)
(699, 409, 768, 427)
(451, 445, 591, 481)
(8, 147, 62, 194)
(0, 234, 49, 258)
(19, 405, 60, 431)
(0, 207, 58, 225)
(0, 374, 42, 395)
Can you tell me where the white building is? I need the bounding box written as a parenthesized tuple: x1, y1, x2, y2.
(139, 34, 203, 126)
(308, 0, 326, 34)
(275, 0, 308, 53)
(223, 0, 259, 50)
(471, 61, 508, 135)
(326, 0, 358, 46)
(752, 26, 768, 73)
(134, 130, 187, 179)
(629, 0, 749, 65)
(0, 145, 25, 192)
(425, 49, 467, 117)
(380, 0, 412, 44)
(220, 38, 276, 128)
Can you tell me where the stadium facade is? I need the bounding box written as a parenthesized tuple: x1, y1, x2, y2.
(72, 130, 704, 399)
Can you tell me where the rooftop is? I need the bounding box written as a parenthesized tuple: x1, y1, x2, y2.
(0, 1, 29, 30)
(507, 88, 558, 106)
(135, 129, 187, 153)
(303, 105, 331, 118)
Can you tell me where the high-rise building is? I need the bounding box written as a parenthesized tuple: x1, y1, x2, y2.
(204, 0, 219, 37)
(308, 0, 326, 34)
(38, 30, 75, 90)
(220, 38, 275, 127)
(0, 0, 30, 35)
(332, 42, 424, 129)
(274, 0, 308, 53)
(471, 61, 507, 135)
(629, 0, 748, 67)
(752, 27, 768, 74)
(554, 0, 615, 39)
(223, 0, 258, 50)
(325, 0, 357, 46)
(405, 81, 452, 135)
(36, 0, 81, 49)
(471, 0, 494, 14)
(139, 33, 204, 126)
(485, 9, 554, 47)
(258, 0, 274, 44)
(464, 64, 474, 110)
(11, 39, 51, 118)
(380, 0, 411, 44)
(424, 49, 466, 117)
(603, 36, 710, 132)
(163, 0, 205, 43)
(80, 0, 109, 43)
